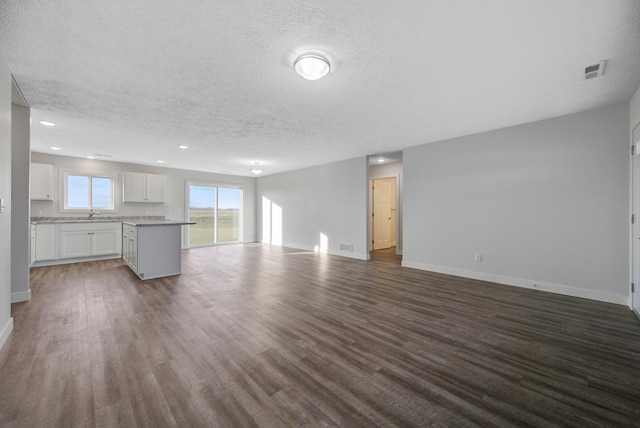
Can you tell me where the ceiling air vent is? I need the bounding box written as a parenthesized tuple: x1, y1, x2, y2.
(583, 60, 606, 80)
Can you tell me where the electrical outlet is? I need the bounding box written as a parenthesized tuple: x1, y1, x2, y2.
(474, 253, 482, 262)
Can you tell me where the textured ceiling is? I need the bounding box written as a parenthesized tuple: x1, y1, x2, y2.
(1, 1, 639, 176)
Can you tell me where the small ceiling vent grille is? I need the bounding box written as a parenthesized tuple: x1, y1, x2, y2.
(583, 60, 606, 80)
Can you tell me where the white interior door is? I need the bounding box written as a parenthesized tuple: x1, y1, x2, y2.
(372, 179, 392, 250)
(633, 122, 640, 316)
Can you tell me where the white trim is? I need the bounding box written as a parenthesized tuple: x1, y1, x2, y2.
(31, 253, 121, 267)
(281, 242, 369, 261)
(0, 317, 13, 351)
(630, 120, 640, 310)
(60, 169, 117, 212)
(369, 174, 400, 254)
(184, 180, 245, 248)
(401, 261, 628, 305)
(11, 290, 31, 303)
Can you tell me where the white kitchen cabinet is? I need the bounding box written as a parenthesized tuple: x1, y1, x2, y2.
(144, 174, 166, 202)
(122, 221, 190, 280)
(122, 172, 166, 203)
(92, 227, 122, 256)
(31, 163, 53, 200)
(35, 224, 57, 261)
(122, 224, 138, 272)
(59, 222, 122, 259)
(30, 225, 36, 265)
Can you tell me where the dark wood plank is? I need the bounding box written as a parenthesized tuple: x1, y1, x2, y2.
(0, 244, 638, 427)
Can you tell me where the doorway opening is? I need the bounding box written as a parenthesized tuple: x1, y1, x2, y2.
(371, 177, 397, 250)
(368, 152, 403, 264)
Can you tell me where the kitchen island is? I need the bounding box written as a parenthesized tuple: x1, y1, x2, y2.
(122, 220, 194, 280)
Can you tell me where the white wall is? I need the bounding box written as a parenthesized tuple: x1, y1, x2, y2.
(0, 57, 13, 350)
(257, 157, 369, 260)
(11, 103, 30, 302)
(31, 153, 257, 244)
(403, 103, 630, 304)
(369, 161, 403, 254)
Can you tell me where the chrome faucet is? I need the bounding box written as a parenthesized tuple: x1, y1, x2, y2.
(88, 209, 101, 220)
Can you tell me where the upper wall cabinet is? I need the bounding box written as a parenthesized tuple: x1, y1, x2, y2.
(122, 172, 166, 203)
(31, 163, 54, 200)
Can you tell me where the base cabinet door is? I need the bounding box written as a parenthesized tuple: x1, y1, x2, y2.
(92, 228, 120, 256)
(122, 235, 129, 263)
(60, 230, 92, 259)
(122, 224, 139, 273)
(129, 236, 138, 272)
(35, 224, 57, 261)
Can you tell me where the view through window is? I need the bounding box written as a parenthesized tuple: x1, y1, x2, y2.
(188, 184, 242, 246)
(65, 173, 114, 210)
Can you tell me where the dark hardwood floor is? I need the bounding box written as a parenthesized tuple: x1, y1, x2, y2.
(370, 246, 402, 265)
(1, 244, 640, 427)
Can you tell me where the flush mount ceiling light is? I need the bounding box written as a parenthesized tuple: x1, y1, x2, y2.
(250, 162, 263, 175)
(40, 120, 55, 127)
(178, 145, 189, 149)
(294, 53, 331, 80)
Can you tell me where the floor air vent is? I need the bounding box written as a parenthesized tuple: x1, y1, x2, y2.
(339, 243, 353, 252)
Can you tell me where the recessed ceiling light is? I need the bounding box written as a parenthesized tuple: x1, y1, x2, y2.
(178, 145, 189, 149)
(40, 121, 56, 127)
(294, 53, 331, 80)
(378, 158, 385, 163)
(49, 146, 61, 150)
(250, 162, 263, 175)
(156, 160, 164, 163)
(86, 155, 95, 159)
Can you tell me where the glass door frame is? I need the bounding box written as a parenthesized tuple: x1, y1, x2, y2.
(185, 180, 244, 248)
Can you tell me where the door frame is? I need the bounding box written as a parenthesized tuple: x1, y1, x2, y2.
(369, 174, 399, 255)
(184, 180, 244, 248)
(631, 120, 640, 318)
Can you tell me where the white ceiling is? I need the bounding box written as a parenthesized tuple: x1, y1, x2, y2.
(1, 1, 639, 177)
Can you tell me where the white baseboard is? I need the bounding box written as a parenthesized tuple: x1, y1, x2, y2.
(280, 242, 369, 261)
(401, 261, 627, 305)
(31, 254, 121, 268)
(11, 289, 31, 303)
(0, 317, 13, 351)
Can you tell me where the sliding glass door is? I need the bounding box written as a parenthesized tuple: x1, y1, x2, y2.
(188, 183, 242, 247)
(217, 187, 242, 243)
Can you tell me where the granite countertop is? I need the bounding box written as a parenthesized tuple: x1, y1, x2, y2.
(31, 216, 165, 225)
(31, 218, 123, 224)
(122, 220, 196, 227)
